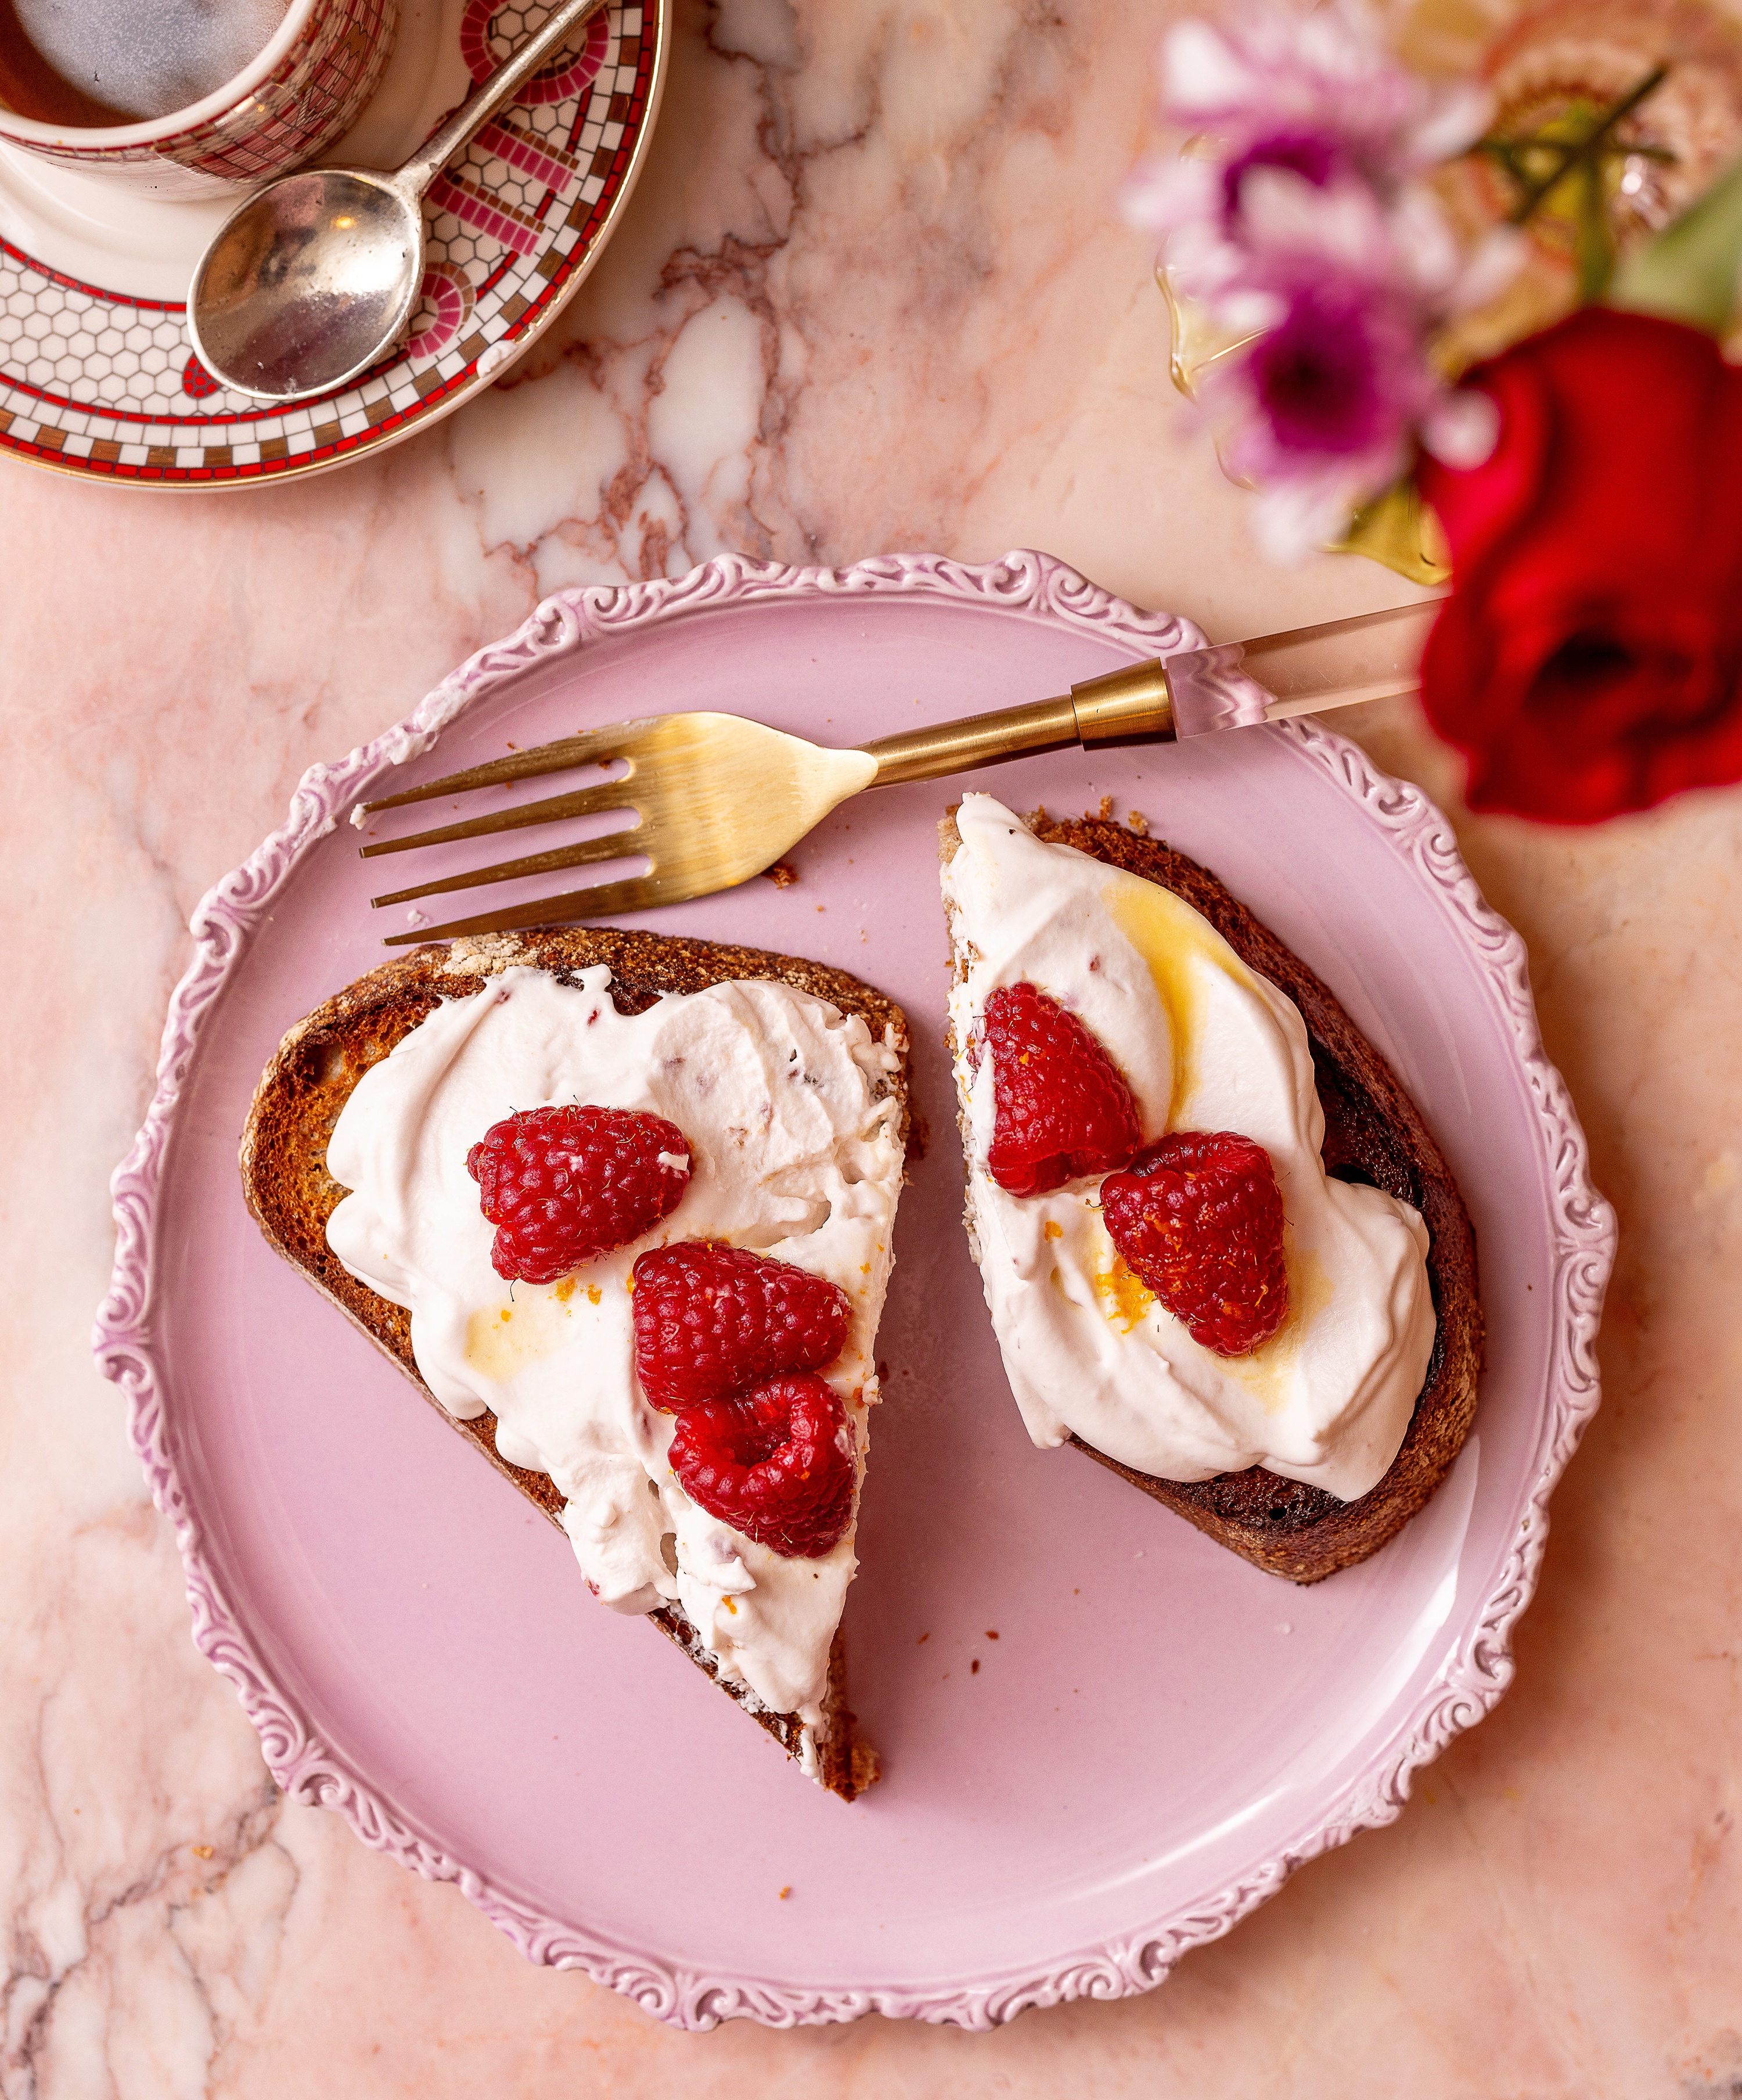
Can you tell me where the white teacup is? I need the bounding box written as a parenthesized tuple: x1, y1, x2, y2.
(0, 0, 399, 200)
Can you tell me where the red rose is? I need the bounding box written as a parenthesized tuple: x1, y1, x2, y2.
(1417, 307, 1742, 822)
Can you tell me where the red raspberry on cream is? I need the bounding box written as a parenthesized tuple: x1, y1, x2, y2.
(982, 980, 1142, 1196)
(631, 1242, 851, 1410)
(1103, 1131, 1289, 1357)
(668, 1375, 855, 1559)
(466, 1103, 690, 1284)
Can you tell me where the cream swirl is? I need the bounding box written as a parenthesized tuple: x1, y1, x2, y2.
(324, 963, 904, 1731)
(942, 795, 1434, 1502)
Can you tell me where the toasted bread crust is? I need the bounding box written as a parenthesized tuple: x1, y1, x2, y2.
(240, 926, 909, 1798)
(941, 810, 1482, 1584)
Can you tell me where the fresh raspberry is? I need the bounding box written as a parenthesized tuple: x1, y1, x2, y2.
(668, 1375, 855, 1558)
(631, 1243, 850, 1410)
(1101, 1130, 1289, 1357)
(982, 980, 1143, 1197)
(466, 1105, 690, 1285)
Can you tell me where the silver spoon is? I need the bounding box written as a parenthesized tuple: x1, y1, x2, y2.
(188, 0, 610, 404)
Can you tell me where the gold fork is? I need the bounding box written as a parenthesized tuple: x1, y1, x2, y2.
(360, 599, 1438, 945)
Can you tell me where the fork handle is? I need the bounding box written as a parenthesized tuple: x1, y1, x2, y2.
(859, 660, 1172, 786)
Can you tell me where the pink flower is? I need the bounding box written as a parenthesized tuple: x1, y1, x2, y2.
(1162, 3, 1487, 184)
(1126, 1, 1511, 558)
(1210, 275, 1474, 559)
(1125, 0, 1487, 282)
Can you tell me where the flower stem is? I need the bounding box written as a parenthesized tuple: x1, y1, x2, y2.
(1474, 63, 1670, 227)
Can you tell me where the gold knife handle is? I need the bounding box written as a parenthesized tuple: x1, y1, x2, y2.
(859, 660, 1173, 786)
(1067, 659, 1175, 745)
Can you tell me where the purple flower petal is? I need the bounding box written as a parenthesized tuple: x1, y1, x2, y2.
(1248, 287, 1388, 455)
(1222, 130, 1345, 218)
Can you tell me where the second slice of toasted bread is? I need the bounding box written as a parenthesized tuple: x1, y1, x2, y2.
(941, 808, 1481, 1584)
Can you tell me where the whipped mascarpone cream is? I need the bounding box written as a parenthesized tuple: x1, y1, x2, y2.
(324, 961, 904, 1738)
(942, 794, 1434, 1502)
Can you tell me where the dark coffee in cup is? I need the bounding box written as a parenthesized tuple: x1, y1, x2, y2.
(0, 0, 291, 127)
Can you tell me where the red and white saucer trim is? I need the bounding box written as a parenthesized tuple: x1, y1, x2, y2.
(0, 0, 665, 487)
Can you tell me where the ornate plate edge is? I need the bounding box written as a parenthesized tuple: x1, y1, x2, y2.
(90, 548, 1618, 2029)
(1, 0, 672, 495)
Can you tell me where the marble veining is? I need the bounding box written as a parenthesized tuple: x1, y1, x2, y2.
(3, 0, 1741, 2091)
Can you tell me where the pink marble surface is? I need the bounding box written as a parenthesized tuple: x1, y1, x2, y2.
(2, 0, 1738, 2091)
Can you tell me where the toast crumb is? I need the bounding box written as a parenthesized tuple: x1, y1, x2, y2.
(442, 933, 526, 975)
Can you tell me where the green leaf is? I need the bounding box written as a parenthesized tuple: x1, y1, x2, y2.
(1575, 159, 1617, 304)
(1610, 151, 1742, 333)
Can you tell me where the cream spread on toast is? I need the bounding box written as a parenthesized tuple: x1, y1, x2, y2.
(324, 964, 904, 1739)
(943, 794, 1433, 1502)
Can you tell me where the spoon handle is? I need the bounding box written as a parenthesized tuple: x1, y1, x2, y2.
(397, 0, 614, 198)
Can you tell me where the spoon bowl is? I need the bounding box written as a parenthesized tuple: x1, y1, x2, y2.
(189, 169, 422, 403)
(187, 0, 608, 404)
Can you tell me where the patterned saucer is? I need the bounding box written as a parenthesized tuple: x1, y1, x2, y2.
(0, 0, 667, 487)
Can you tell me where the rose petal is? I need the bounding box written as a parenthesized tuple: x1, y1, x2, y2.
(1420, 309, 1742, 822)
(1418, 359, 1549, 580)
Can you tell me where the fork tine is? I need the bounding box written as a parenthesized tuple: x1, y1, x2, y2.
(359, 775, 638, 858)
(381, 869, 696, 946)
(369, 823, 648, 908)
(358, 719, 660, 814)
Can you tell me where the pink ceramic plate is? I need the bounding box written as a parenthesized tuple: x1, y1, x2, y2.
(95, 552, 1615, 2029)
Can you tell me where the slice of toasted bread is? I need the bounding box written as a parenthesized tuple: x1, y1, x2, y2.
(240, 926, 909, 1798)
(940, 808, 1481, 1584)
